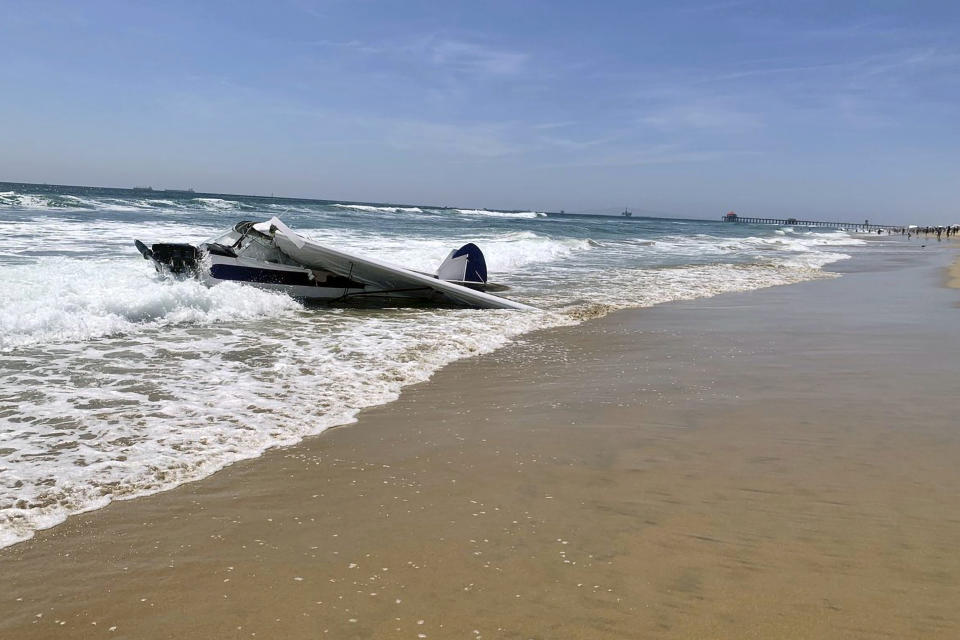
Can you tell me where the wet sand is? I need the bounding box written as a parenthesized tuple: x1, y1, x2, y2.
(948, 250, 960, 288)
(2, 246, 960, 639)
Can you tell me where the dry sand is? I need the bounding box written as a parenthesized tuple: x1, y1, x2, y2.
(2, 246, 959, 639)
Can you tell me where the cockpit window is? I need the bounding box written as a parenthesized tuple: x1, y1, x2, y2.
(206, 229, 241, 246)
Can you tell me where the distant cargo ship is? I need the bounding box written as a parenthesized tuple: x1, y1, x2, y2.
(131, 186, 195, 193)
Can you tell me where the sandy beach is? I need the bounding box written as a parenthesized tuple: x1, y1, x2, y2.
(2, 244, 959, 639)
(947, 249, 960, 289)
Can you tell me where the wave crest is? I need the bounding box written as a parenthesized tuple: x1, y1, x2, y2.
(0, 258, 299, 351)
(454, 208, 546, 219)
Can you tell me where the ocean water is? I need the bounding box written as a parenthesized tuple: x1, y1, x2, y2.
(0, 182, 871, 548)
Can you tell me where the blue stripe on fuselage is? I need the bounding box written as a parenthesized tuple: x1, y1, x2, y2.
(209, 264, 364, 288)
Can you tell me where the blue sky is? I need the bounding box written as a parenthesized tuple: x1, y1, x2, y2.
(1, 1, 958, 222)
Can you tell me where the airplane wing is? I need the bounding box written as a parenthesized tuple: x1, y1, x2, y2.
(252, 218, 536, 310)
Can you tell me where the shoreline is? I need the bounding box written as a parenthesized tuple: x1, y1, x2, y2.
(0, 241, 860, 551)
(3, 243, 960, 638)
(948, 247, 960, 288)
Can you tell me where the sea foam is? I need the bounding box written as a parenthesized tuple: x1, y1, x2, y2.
(0, 258, 300, 350)
(454, 208, 546, 219)
(0, 190, 877, 549)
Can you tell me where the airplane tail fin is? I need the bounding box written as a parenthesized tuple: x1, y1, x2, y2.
(436, 243, 488, 284)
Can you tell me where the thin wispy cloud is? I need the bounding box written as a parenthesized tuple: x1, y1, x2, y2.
(542, 145, 762, 169)
(673, 0, 756, 14)
(426, 39, 528, 75)
(384, 119, 521, 158)
(638, 103, 763, 132)
(532, 121, 577, 130)
(538, 134, 619, 151)
(308, 34, 529, 76)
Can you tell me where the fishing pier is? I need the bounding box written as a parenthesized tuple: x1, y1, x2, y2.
(721, 212, 887, 231)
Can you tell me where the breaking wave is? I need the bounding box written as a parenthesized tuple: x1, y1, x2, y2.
(454, 208, 546, 219)
(332, 203, 424, 213)
(0, 258, 300, 351)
